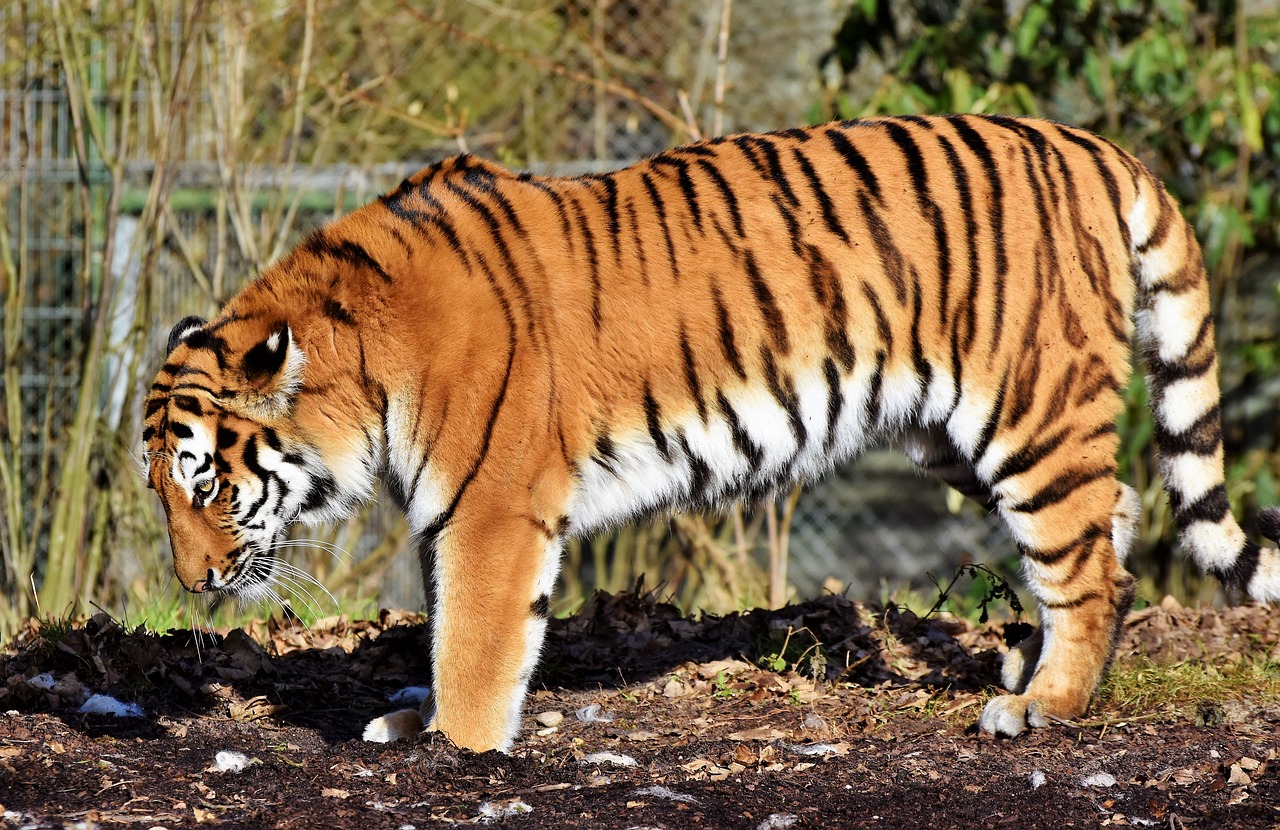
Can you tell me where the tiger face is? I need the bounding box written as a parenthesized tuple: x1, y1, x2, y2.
(143, 313, 357, 598)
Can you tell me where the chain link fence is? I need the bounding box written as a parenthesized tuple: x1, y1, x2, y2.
(2, 0, 1019, 615)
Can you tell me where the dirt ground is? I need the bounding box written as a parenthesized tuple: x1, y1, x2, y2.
(1, 589, 1277, 829)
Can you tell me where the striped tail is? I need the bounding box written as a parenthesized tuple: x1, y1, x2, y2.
(1130, 171, 1280, 602)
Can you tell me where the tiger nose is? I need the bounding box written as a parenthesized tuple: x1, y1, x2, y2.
(188, 568, 218, 593)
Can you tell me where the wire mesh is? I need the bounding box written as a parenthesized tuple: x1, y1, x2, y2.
(2, 0, 1016, 609)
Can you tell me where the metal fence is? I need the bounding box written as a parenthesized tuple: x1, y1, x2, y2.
(1, 0, 1016, 612)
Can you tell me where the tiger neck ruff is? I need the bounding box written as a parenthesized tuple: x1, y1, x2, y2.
(144, 114, 1280, 753)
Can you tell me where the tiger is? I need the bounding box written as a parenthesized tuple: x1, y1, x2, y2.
(143, 114, 1280, 753)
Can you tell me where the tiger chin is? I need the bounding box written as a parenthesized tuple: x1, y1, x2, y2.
(143, 114, 1280, 754)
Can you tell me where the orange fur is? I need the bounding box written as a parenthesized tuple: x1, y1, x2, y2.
(144, 115, 1280, 752)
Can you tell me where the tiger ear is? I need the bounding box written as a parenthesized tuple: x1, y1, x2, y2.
(167, 316, 207, 354)
(232, 321, 306, 418)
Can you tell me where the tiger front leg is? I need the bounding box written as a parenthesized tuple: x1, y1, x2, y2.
(413, 506, 563, 753)
(362, 503, 561, 752)
(980, 474, 1137, 737)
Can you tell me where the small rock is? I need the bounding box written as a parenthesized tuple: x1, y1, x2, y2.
(534, 710, 563, 728)
(1080, 772, 1116, 788)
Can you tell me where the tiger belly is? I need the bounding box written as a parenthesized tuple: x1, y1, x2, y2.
(566, 361, 979, 535)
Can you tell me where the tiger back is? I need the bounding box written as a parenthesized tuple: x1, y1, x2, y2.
(144, 114, 1280, 753)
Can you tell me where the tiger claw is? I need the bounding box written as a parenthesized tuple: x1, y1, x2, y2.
(979, 695, 1049, 737)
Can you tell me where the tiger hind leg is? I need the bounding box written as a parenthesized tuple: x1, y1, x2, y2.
(979, 439, 1137, 736)
(999, 483, 1141, 695)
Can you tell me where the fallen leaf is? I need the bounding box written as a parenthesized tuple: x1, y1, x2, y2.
(322, 788, 350, 799)
(726, 726, 784, 742)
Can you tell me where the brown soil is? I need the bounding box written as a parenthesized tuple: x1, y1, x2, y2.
(1, 591, 1277, 829)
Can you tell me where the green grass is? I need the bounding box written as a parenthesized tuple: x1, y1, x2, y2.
(1096, 655, 1280, 719)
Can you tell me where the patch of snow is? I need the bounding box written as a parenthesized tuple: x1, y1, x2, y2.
(477, 798, 532, 823)
(575, 703, 615, 723)
(758, 814, 798, 829)
(633, 785, 697, 803)
(27, 672, 56, 690)
(77, 694, 143, 718)
(1080, 772, 1116, 788)
(212, 751, 256, 773)
(1029, 769, 1046, 789)
(387, 686, 432, 705)
(785, 742, 844, 757)
(581, 751, 638, 767)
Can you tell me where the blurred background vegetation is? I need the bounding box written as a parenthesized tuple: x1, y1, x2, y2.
(1, 0, 1276, 639)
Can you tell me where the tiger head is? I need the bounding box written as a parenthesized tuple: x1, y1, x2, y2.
(142, 311, 357, 598)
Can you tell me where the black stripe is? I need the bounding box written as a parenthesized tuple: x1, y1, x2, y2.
(822, 357, 843, 452)
(652, 155, 702, 234)
(301, 473, 337, 514)
(947, 116, 1007, 355)
(865, 351, 886, 427)
(716, 391, 763, 468)
(761, 346, 807, 450)
(625, 197, 649, 286)
(825, 127, 881, 202)
(1153, 405, 1222, 456)
(742, 136, 797, 206)
(857, 190, 907, 304)
(908, 277, 932, 392)
(643, 384, 671, 463)
(1220, 541, 1261, 589)
(680, 327, 708, 422)
(696, 159, 744, 238)
(531, 594, 551, 618)
(677, 431, 714, 503)
(323, 298, 356, 326)
(712, 283, 747, 380)
(744, 252, 790, 354)
(1052, 124, 1129, 250)
(1008, 466, 1113, 514)
(805, 246, 854, 371)
(988, 426, 1070, 486)
(936, 132, 978, 338)
(171, 422, 193, 439)
(305, 234, 394, 283)
(1042, 591, 1103, 610)
(597, 175, 623, 267)
(594, 433, 620, 474)
(791, 149, 848, 243)
(565, 195, 602, 328)
(639, 172, 678, 278)
(1023, 524, 1108, 565)
(971, 371, 1009, 464)
(172, 395, 203, 416)
(1170, 483, 1230, 527)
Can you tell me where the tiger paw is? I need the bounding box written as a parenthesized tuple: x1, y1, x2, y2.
(978, 694, 1050, 737)
(362, 708, 425, 743)
(1000, 629, 1042, 693)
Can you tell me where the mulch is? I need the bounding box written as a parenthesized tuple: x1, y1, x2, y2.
(1, 589, 1277, 828)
